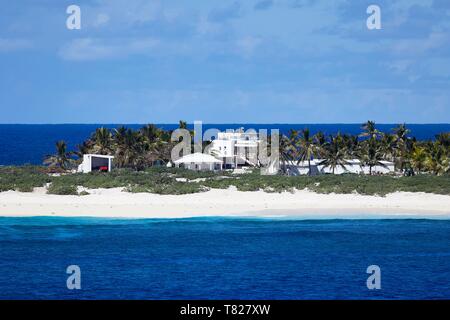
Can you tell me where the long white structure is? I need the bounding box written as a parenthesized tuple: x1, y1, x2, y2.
(77, 154, 114, 173)
(174, 152, 223, 171)
(284, 159, 395, 176)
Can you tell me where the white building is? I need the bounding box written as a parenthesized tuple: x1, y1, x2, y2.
(284, 159, 322, 176)
(174, 152, 223, 171)
(77, 154, 114, 173)
(208, 129, 259, 169)
(284, 159, 395, 176)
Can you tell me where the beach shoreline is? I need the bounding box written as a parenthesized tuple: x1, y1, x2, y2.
(1, 187, 449, 219)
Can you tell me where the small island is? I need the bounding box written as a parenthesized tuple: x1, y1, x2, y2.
(1, 121, 449, 218)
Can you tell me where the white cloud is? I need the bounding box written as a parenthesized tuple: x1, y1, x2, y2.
(208, 1, 242, 22)
(0, 38, 32, 52)
(59, 37, 159, 61)
(390, 0, 433, 12)
(386, 59, 415, 74)
(424, 58, 450, 78)
(93, 13, 110, 27)
(196, 14, 221, 36)
(236, 36, 262, 58)
(390, 32, 449, 56)
(94, 0, 162, 25)
(384, 59, 422, 83)
(254, 0, 274, 11)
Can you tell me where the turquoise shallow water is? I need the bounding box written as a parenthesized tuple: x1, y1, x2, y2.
(0, 217, 449, 299)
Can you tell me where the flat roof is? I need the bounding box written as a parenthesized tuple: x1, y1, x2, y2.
(85, 154, 115, 158)
(174, 152, 223, 164)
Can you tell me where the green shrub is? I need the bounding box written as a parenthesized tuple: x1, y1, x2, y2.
(47, 183, 78, 195)
(0, 166, 51, 192)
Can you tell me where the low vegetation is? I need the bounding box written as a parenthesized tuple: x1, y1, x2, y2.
(0, 166, 449, 197)
(47, 183, 78, 195)
(0, 166, 52, 193)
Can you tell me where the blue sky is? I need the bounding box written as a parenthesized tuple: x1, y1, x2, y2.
(0, 0, 449, 123)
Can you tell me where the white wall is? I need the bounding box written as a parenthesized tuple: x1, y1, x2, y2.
(179, 162, 220, 171)
(284, 160, 395, 176)
(210, 139, 234, 157)
(77, 155, 113, 173)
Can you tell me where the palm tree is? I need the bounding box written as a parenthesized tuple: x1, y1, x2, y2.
(124, 129, 145, 169)
(360, 120, 381, 140)
(342, 134, 360, 159)
(113, 127, 146, 169)
(278, 133, 296, 174)
(319, 133, 350, 174)
(360, 139, 386, 175)
(358, 121, 388, 175)
(411, 146, 428, 174)
(296, 128, 320, 175)
(379, 133, 396, 162)
(425, 141, 449, 175)
(92, 127, 113, 155)
(314, 131, 327, 157)
(141, 124, 162, 142)
(43, 140, 72, 170)
(112, 126, 128, 168)
(141, 124, 173, 166)
(393, 124, 411, 172)
(178, 120, 187, 129)
(435, 132, 450, 150)
(72, 140, 93, 164)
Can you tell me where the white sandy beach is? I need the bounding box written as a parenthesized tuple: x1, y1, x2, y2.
(0, 187, 449, 219)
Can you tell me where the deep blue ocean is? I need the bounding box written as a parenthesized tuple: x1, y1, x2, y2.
(0, 217, 449, 299)
(0, 124, 449, 165)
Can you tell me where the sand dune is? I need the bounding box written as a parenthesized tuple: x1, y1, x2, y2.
(0, 187, 449, 219)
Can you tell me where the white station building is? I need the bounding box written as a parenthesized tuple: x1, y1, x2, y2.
(208, 129, 259, 169)
(77, 154, 114, 173)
